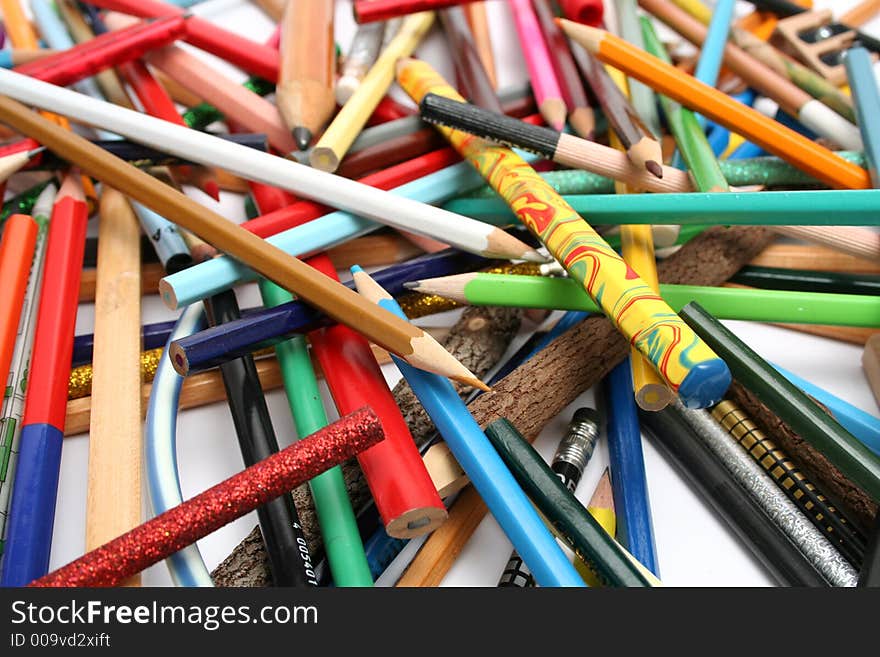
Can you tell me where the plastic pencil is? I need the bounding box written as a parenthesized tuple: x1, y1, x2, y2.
(277, 0, 335, 150)
(680, 302, 880, 504)
(509, 0, 568, 131)
(85, 0, 281, 81)
(310, 11, 434, 172)
(0, 185, 54, 554)
(0, 174, 88, 586)
(0, 215, 38, 407)
(531, 0, 595, 139)
(558, 19, 870, 190)
(844, 47, 880, 189)
(352, 267, 585, 588)
(636, 0, 863, 151)
(400, 59, 729, 409)
(259, 280, 373, 587)
(417, 94, 695, 193)
(571, 44, 663, 177)
(337, 22, 384, 106)
(603, 362, 660, 575)
(439, 6, 502, 112)
(406, 273, 880, 328)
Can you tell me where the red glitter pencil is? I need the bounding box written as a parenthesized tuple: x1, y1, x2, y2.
(29, 408, 385, 587)
(0, 172, 89, 587)
(13, 14, 187, 89)
(85, 0, 281, 81)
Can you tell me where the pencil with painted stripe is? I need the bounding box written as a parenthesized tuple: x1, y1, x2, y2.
(399, 59, 730, 408)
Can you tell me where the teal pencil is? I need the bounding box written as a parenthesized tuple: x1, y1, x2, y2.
(844, 47, 880, 189)
(405, 273, 880, 328)
(443, 189, 880, 226)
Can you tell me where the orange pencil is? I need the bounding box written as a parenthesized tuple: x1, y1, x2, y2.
(558, 20, 871, 191)
(0, 214, 38, 387)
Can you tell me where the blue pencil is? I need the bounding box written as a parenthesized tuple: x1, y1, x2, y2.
(693, 0, 736, 128)
(351, 265, 585, 587)
(772, 363, 880, 457)
(603, 360, 660, 576)
(844, 46, 880, 189)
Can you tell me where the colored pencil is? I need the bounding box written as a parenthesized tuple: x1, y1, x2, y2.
(614, 0, 661, 136)
(531, 0, 595, 139)
(0, 89, 487, 390)
(0, 174, 88, 586)
(337, 22, 385, 106)
(558, 19, 871, 190)
(693, 0, 736, 96)
(577, 470, 617, 586)
(310, 11, 434, 172)
(447, 188, 880, 227)
(498, 407, 600, 587)
(31, 408, 384, 587)
(400, 58, 730, 409)
(84, 189, 142, 586)
(0, 213, 38, 398)
(439, 6, 502, 112)
(604, 362, 660, 574)
(864, 334, 880, 409)
(0, 185, 55, 557)
(406, 273, 880, 328)
(464, 2, 497, 88)
(352, 266, 585, 587)
(354, 0, 481, 23)
(842, 0, 880, 25)
(0, 149, 38, 185)
(558, 0, 605, 25)
(0, 48, 58, 68)
(844, 47, 880, 189)
(418, 94, 694, 192)
(485, 417, 655, 587)
(861, 514, 880, 587)
(712, 400, 868, 567)
(674, 402, 858, 586)
(731, 267, 880, 296)
(637, 0, 863, 151)
(509, 0, 568, 131)
(85, 0, 281, 81)
(277, 0, 335, 150)
(680, 302, 880, 503)
(571, 44, 663, 177)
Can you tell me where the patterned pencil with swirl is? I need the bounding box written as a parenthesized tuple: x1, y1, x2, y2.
(397, 58, 730, 408)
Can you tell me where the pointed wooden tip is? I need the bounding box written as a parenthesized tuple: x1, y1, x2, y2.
(588, 469, 614, 512)
(556, 18, 604, 53)
(57, 171, 86, 203)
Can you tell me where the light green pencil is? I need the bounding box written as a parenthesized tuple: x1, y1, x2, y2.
(0, 183, 56, 554)
(405, 273, 880, 328)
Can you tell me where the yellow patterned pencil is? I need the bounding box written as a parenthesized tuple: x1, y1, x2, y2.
(398, 58, 730, 408)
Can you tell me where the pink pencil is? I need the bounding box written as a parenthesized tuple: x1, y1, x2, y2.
(509, 0, 568, 131)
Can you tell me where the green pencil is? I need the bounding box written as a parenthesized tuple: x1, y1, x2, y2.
(258, 279, 373, 587)
(442, 189, 880, 227)
(404, 273, 880, 328)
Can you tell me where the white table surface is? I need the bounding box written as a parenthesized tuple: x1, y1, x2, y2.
(45, 0, 880, 587)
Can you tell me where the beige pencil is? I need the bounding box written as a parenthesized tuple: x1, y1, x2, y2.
(85, 188, 142, 585)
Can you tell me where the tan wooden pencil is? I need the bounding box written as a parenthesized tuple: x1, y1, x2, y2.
(85, 188, 142, 585)
(464, 2, 497, 89)
(841, 0, 880, 26)
(748, 244, 880, 274)
(278, 0, 337, 150)
(253, 0, 287, 22)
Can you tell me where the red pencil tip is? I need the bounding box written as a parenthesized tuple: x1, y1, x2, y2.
(203, 180, 221, 202)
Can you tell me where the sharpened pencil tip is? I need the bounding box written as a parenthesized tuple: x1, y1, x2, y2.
(457, 376, 491, 392)
(203, 180, 221, 202)
(520, 249, 552, 263)
(645, 161, 663, 179)
(402, 281, 419, 290)
(293, 127, 313, 151)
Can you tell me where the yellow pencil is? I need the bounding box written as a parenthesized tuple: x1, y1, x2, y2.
(575, 470, 616, 586)
(309, 11, 434, 172)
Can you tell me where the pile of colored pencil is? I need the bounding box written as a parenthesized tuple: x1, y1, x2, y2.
(0, 0, 877, 591)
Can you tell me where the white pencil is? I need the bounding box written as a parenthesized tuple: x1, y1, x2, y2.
(0, 67, 544, 266)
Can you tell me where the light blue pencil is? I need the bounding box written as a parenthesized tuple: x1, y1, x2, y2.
(444, 189, 880, 226)
(772, 363, 880, 458)
(160, 151, 539, 309)
(844, 47, 880, 188)
(350, 265, 585, 587)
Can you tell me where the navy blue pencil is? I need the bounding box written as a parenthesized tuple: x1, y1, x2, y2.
(603, 360, 660, 576)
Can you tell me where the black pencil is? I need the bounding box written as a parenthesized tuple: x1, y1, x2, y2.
(639, 405, 830, 586)
(204, 290, 317, 587)
(438, 6, 503, 112)
(860, 513, 880, 587)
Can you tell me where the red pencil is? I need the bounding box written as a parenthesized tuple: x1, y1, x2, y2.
(0, 214, 38, 387)
(85, 0, 281, 81)
(14, 14, 187, 89)
(354, 0, 481, 23)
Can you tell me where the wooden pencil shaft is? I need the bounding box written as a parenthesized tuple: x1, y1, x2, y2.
(464, 2, 497, 89)
(439, 6, 502, 112)
(85, 189, 142, 584)
(531, 0, 592, 114)
(749, 244, 880, 275)
(841, 0, 880, 26)
(863, 335, 880, 409)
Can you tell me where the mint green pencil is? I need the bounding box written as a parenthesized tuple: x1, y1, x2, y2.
(405, 273, 880, 328)
(443, 189, 880, 227)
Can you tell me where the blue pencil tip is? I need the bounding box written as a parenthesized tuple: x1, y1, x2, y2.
(350, 265, 364, 274)
(677, 359, 732, 410)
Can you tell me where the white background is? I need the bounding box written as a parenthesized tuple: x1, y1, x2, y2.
(43, 0, 880, 586)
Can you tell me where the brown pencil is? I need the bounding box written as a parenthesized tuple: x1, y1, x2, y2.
(569, 41, 663, 177)
(0, 94, 484, 388)
(748, 244, 880, 274)
(253, 0, 286, 21)
(85, 188, 142, 585)
(439, 5, 503, 111)
(278, 0, 337, 150)
(464, 2, 497, 89)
